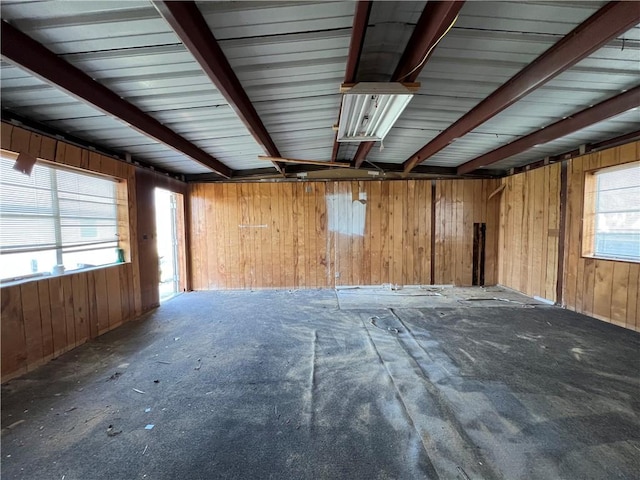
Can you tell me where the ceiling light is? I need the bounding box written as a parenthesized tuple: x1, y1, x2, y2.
(337, 82, 419, 143)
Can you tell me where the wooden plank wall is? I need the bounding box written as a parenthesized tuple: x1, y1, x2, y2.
(435, 179, 501, 286)
(0, 122, 187, 381)
(1, 264, 136, 379)
(333, 180, 433, 287)
(498, 141, 639, 331)
(135, 168, 187, 311)
(1, 123, 142, 316)
(190, 182, 332, 289)
(498, 163, 561, 302)
(190, 178, 498, 289)
(563, 142, 639, 331)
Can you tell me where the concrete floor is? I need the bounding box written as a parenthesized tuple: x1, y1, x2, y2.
(2, 287, 639, 479)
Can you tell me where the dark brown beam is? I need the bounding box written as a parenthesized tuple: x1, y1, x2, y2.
(353, 1, 465, 168)
(345, 1, 373, 83)
(351, 139, 376, 168)
(152, 1, 284, 175)
(457, 86, 640, 174)
(404, 1, 640, 173)
(430, 180, 436, 285)
(393, 1, 464, 83)
(589, 129, 640, 152)
(510, 129, 640, 175)
(375, 162, 502, 178)
(1, 20, 232, 178)
(331, 0, 373, 162)
(184, 162, 502, 182)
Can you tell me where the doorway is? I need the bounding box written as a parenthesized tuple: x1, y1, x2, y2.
(155, 188, 182, 301)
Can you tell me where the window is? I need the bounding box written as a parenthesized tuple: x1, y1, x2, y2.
(0, 154, 121, 282)
(583, 161, 640, 262)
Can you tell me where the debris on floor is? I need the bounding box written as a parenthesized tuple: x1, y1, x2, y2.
(2, 419, 26, 436)
(1, 288, 637, 480)
(369, 315, 400, 334)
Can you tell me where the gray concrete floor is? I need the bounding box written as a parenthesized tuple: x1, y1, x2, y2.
(2, 287, 639, 480)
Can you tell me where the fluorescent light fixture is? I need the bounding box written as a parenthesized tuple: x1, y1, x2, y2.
(337, 82, 419, 143)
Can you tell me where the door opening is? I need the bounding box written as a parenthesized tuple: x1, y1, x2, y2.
(155, 188, 180, 301)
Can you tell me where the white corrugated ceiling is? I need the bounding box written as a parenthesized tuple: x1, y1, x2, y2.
(1, 1, 638, 177)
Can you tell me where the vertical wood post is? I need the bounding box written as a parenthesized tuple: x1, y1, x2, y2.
(556, 160, 569, 305)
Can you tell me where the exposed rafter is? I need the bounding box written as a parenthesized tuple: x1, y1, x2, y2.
(0, 20, 232, 178)
(258, 156, 351, 168)
(152, 1, 285, 175)
(585, 130, 640, 154)
(183, 162, 501, 183)
(457, 86, 640, 174)
(403, 1, 640, 173)
(353, 0, 465, 168)
(510, 129, 640, 175)
(331, 0, 373, 162)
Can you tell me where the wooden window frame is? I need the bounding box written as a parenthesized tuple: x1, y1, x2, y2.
(582, 161, 640, 263)
(0, 150, 132, 284)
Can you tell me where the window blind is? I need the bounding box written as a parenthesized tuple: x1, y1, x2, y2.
(594, 162, 640, 261)
(0, 156, 119, 276)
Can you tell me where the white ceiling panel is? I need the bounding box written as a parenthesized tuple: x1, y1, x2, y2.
(1, 1, 637, 178)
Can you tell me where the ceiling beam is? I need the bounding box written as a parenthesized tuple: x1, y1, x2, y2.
(509, 129, 640, 175)
(373, 162, 501, 178)
(258, 156, 351, 168)
(331, 0, 373, 162)
(184, 161, 501, 183)
(457, 86, 640, 174)
(344, 1, 373, 83)
(152, 1, 285, 175)
(353, 0, 464, 168)
(391, 1, 464, 83)
(0, 20, 232, 178)
(404, 1, 640, 173)
(588, 129, 640, 152)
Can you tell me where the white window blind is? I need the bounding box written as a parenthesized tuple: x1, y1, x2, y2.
(594, 162, 640, 262)
(0, 155, 120, 280)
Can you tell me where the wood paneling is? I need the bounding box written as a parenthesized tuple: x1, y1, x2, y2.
(190, 179, 497, 289)
(498, 163, 561, 302)
(175, 193, 188, 293)
(562, 142, 640, 331)
(1, 265, 137, 382)
(1, 285, 27, 379)
(0, 123, 188, 381)
(1, 124, 142, 314)
(498, 141, 639, 331)
(434, 179, 501, 286)
(135, 168, 188, 310)
(190, 182, 331, 289)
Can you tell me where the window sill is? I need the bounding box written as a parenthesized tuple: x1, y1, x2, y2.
(581, 254, 640, 265)
(1, 262, 130, 288)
